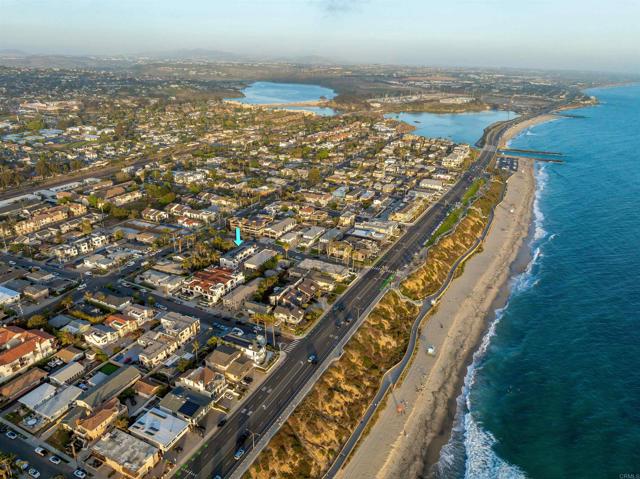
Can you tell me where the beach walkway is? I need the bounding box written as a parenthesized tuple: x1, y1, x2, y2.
(337, 157, 535, 479)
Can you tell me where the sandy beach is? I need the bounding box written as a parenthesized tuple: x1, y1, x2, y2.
(337, 124, 539, 479)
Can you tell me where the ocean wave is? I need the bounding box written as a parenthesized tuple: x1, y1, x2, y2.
(533, 165, 549, 241)
(432, 206, 548, 478)
(462, 414, 527, 479)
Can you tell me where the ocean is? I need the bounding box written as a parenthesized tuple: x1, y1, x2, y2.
(434, 84, 640, 478)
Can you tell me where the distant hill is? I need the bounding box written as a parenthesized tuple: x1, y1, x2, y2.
(140, 49, 247, 62)
(0, 49, 28, 57)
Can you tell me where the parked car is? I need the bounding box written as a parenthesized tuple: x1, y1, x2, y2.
(73, 469, 87, 478)
(5, 430, 17, 439)
(28, 468, 40, 478)
(34, 446, 47, 456)
(231, 327, 244, 336)
(307, 354, 318, 364)
(217, 417, 227, 428)
(49, 455, 61, 464)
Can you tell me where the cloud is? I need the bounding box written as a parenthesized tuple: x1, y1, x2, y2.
(316, 0, 369, 16)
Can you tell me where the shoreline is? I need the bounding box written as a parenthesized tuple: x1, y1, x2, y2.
(337, 114, 550, 479)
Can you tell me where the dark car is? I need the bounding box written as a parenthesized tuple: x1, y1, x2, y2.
(217, 418, 227, 428)
(307, 354, 318, 364)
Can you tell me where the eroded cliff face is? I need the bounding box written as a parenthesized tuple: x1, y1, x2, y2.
(401, 177, 505, 300)
(245, 176, 506, 479)
(245, 291, 418, 479)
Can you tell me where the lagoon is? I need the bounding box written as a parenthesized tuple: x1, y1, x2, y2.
(386, 110, 516, 145)
(232, 81, 337, 116)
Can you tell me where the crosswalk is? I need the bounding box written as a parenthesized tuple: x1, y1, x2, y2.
(368, 265, 398, 274)
(280, 339, 301, 353)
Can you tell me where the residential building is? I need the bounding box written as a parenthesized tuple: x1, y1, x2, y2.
(418, 178, 445, 191)
(137, 331, 179, 369)
(84, 324, 119, 348)
(138, 270, 184, 293)
(104, 314, 138, 337)
(129, 407, 189, 452)
(160, 311, 200, 344)
(244, 249, 277, 271)
(122, 304, 156, 325)
(0, 368, 47, 403)
(91, 429, 159, 479)
(298, 258, 351, 282)
(219, 243, 258, 270)
(222, 278, 261, 310)
(141, 207, 169, 222)
(0, 326, 56, 381)
(205, 344, 242, 375)
(76, 366, 141, 412)
(158, 386, 215, 425)
(181, 267, 244, 304)
(18, 383, 82, 423)
(274, 304, 305, 325)
(65, 397, 126, 441)
(23, 284, 49, 301)
(178, 366, 226, 398)
(228, 216, 271, 237)
(225, 334, 267, 365)
(263, 218, 296, 239)
(0, 286, 20, 306)
(50, 361, 85, 385)
(299, 226, 326, 248)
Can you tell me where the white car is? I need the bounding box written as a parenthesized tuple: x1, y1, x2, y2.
(231, 327, 244, 336)
(73, 469, 87, 478)
(34, 446, 47, 456)
(49, 455, 61, 465)
(5, 430, 17, 439)
(28, 468, 40, 478)
(8, 260, 16, 266)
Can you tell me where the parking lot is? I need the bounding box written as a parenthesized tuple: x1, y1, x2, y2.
(0, 425, 76, 478)
(497, 156, 519, 172)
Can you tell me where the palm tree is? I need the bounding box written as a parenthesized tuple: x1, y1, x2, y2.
(192, 339, 200, 363)
(0, 451, 15, 478)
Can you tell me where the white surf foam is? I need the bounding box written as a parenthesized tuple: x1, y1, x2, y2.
(463, 413, 527, 479)
(433, 192, 549, 478)
(533, 165, 549, 241)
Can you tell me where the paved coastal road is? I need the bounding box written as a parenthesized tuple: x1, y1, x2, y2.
(185, 117, 521, 479)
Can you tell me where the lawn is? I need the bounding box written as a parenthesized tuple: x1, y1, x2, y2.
(99, 362, 120, 375)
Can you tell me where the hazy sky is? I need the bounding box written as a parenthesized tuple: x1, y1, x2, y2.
(1, 0, 639, 73)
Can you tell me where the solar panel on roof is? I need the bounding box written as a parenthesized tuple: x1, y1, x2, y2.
(178, 400, 199, 417)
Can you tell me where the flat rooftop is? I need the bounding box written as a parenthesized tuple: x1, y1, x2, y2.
(129, 407, 189, 451)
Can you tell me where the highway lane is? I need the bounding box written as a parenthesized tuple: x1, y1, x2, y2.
(187, 118, 518, 479)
